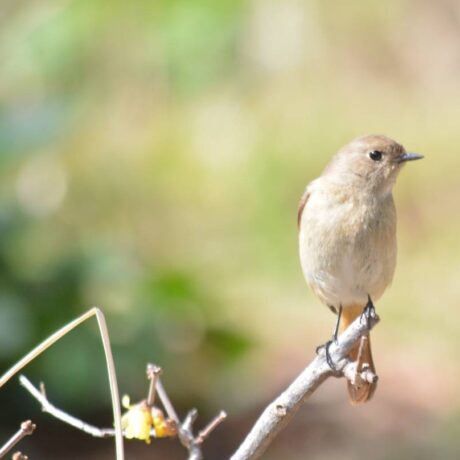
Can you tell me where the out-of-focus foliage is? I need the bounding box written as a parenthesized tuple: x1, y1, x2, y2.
(0, 0, 460, 458)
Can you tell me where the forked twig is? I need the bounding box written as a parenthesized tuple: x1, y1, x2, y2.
(144, 364, 227, 460)
(19, 376, 116, 438)
(176, 408, 227, 460)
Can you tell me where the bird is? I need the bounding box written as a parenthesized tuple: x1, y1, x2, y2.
(297, 134, 423, 404)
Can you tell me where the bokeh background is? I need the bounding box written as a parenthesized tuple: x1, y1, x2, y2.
(1, 0, 460, 459)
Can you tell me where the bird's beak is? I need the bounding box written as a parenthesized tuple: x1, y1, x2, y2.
(397, 152, 424, 163)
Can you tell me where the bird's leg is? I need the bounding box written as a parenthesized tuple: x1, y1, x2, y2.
(361, 295, 377, 328)
(316, 305, 342, 370)
(332, 305, 343, 344)
(316, 340, 335, 369)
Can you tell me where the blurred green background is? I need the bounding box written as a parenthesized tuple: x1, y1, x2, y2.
(1, 0, 460, 459)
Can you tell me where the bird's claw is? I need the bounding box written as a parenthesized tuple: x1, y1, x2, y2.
(361, 295, 377, 328)
(316, 339, 338, 371)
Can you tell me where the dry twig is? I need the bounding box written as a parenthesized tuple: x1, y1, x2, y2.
(0, 420, 35, 459)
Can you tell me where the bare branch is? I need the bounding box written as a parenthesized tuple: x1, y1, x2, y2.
(0, 420, 35, 459)
(230, 313, 379, 460)
(19, 376, 115, 439)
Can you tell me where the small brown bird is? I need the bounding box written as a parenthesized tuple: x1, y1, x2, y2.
(298, 134, 423, 404)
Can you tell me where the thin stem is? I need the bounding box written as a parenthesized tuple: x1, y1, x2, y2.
(146, 364, 162, 407)
(195, 411, 227, 445)
(0, 421, 35, 459)
(156, 378, 180, 424)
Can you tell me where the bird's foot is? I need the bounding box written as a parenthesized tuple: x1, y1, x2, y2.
(316, 339, 338, 370)
(361, 295, 377, 328)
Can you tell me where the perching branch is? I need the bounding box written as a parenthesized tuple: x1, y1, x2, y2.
(0, 420, 35, 459)
(230, 312, 379, 460)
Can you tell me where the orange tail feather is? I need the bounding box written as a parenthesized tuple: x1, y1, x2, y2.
(340, 305, 377, 405)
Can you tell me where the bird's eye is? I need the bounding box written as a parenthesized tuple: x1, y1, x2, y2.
(369, 150, 383, 161)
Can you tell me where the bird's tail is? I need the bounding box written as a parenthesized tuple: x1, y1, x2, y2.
(340, 305, 377, 405)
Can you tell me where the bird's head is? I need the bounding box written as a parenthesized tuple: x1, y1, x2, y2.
(325, 134, 423, 195)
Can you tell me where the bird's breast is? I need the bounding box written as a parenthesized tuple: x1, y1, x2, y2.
(299, 187, 397, 308)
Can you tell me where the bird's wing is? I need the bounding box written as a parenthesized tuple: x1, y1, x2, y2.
(297, 187, 310, 228)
